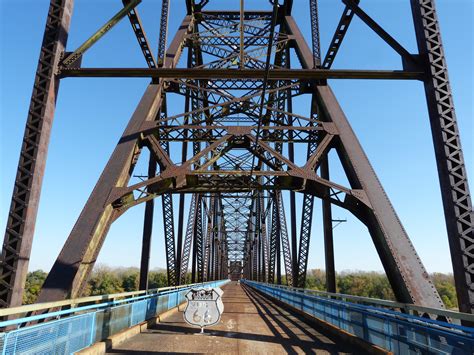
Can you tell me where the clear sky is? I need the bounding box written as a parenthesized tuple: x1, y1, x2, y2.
(0, 0, 472, 275)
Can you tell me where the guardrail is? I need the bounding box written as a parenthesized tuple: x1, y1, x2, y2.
(243, 280, 474, 354)
(251, 281, 474, 325)
(0, 279, 230, 354)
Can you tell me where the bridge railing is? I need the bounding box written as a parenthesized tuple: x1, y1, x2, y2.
(263, 281, 473, 324)
(0, 279, 230, 354)
(243, 280, 474, 354)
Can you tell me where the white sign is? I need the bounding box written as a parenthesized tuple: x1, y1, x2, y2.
(184, 287, 224, 332)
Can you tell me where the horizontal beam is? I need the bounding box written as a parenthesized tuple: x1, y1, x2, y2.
(59, 68, 423, 80)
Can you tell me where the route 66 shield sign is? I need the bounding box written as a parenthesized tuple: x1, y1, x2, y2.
(184, 287, 224, 329)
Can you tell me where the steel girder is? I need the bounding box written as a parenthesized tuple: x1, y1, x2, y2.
(0, 0, 74, 308)
(410, 0, 474, 315)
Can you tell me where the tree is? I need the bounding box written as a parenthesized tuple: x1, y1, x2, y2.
(23, 270, 47, 304)
(148, 271, 168, 289)
(87, 266, 124, 296)
(121, 270, 139, 292)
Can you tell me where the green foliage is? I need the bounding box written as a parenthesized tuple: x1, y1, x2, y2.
(148, 271, 168, 289)
(304, 269, 458, 310)
(336, 271, 395, 300)
(120, 269, 139, 292)
(86, 265, 124, 296)
(431, 272, 458, 309)
(22, 266, 458, 310)
(23, 270, 47, 305)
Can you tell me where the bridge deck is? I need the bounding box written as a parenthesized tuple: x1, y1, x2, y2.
(106, 282, 356, 354)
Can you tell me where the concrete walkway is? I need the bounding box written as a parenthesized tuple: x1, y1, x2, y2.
(106, 282, 357, 354)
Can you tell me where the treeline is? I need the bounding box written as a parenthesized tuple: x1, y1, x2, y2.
(304, 269, 458, 310)
(23, 267, 458, 310)
(23, 266, 171, 305)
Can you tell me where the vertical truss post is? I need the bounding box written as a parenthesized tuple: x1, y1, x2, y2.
(0, 0, 74, 308)
(268, 195, 279, 284)
(276, 192, 293, 285)
(137, 0, 169, 290)
(191, 218, 197, 283)
(139, 157, 155, 290)
(203, 196, 214, 281)
(411, 0, 474, 315)
(276, 212, 282, 285)
(180, 194, 199, 284)
(296, 97, 319, 290)
(151, 0, 177, 287)
(294, 1, 321, 289)
(260, 191, 269, 282)
(195, 197, 204, 282)
(321, 157, 336, 293)
(285, 47, 298, 286)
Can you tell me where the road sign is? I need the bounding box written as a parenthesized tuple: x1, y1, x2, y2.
(184, 287, 224, 333)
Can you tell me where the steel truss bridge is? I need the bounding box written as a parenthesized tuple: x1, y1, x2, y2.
(0, 0, 473, 352)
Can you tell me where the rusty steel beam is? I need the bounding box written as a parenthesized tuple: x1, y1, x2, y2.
(322, 4, 356, 69)
(411, 0, 474, 316)
(123, 0, 157, 68)
(59, 67, 423, 80)
(139, 157, 155, 290)
(0, 0, 74, 309)
(321, 157, 336, 293)
(62, 0, 141, 67)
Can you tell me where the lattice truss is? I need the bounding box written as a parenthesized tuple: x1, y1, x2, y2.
(1, 0, 472, 319)
(113, 10, 325, 289)
(121, 11, 308, 286)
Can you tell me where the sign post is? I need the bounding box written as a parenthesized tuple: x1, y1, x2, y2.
(184, 287, 224, 334)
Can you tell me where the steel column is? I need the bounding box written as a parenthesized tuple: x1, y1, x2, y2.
(411, 0, 474, 314)
(321, 157, 336, 293)
(0, 0, 74, 308)
(138, 157, 155, 290)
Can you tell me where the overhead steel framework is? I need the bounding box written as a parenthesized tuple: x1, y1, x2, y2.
(1, 0, 472, 319)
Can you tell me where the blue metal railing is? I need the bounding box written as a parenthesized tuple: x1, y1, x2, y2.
(243, 280, 474, 354)
(0, 279, 229, 354)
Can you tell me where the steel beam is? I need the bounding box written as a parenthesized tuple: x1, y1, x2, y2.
(322, 4, 356, 69)
(411, 0, 474, 315)
(321, 157, 336, 293)
(123, 0, 157, 68)
(138, 157, 155, 290)
(0, 0, 74, 308)
(60, 68, 423, 80)
(62, 0, 141, 67)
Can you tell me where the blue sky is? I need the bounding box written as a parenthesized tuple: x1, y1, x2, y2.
(0, 0, 472, 274)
